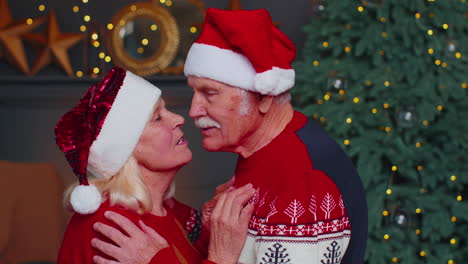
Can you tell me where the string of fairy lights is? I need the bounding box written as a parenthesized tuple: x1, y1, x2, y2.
(311, 0, 466, 263)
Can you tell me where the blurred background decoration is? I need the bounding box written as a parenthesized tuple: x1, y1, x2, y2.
(293, 0, 468, 263)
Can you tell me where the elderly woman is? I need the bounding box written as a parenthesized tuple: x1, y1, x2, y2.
(55, 67, 254, 264)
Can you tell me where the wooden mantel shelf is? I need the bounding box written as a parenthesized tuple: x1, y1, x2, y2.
(0, 75, 192, 108)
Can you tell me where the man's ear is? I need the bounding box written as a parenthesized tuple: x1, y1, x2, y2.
(258, 95, 274, 114)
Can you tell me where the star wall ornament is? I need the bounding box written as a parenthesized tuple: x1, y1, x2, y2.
(23, 11, 84, 76)
(0, 0, 45, 75)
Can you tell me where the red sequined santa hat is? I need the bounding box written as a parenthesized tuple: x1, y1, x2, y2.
(55, 67, 161, 214)
(184, 8, 296, 96)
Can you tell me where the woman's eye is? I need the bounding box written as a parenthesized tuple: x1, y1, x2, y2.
(154, 115, 161, 121)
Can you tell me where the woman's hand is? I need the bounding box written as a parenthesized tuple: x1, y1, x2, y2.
(202, 176, 235, 233)
(207, 183, 255, 264)
(91, 211, 168, 264)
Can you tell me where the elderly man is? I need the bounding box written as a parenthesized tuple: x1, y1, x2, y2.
(92, 8, 367, 264)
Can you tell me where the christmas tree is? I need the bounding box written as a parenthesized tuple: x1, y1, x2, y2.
(293, 0, 468, 263)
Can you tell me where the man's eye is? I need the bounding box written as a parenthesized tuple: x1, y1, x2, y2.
(205, 90, 217, 95)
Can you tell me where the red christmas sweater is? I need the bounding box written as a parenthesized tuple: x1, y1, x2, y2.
(57, 200, 214, 264)
(232, 111, 358, 264)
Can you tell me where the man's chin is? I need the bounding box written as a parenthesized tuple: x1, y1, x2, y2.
(201, 140, 221, 152)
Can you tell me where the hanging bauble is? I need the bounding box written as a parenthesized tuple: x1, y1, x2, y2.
(315, 3, 325, 15)
(326, 74, 349, 93)
(445, 39, 458, 57)
(395, 106, 419, 128)
(391, 207, 411, 228)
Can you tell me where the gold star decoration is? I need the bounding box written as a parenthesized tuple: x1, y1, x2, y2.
(23, 11, 84, 76)
(0, 0, 45, 75)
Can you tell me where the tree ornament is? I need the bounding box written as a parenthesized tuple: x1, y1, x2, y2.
(326, 73, 349, 93)
(391, 207, 411, 228)
(445, 39, 458, 57)
(395, 106, 419, 128)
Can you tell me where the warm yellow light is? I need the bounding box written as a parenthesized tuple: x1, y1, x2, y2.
(462, 83, 468, 89)
(313, 60, 319, 67)
(392, 257, 398, 263)
(317, 99, 324, 104)
(98, 52, 105, 59)
(166, 0, 173, 6)
(380, 50, 385, 55)
(137, 47, 144, 54)
(76, 71, 83, 77)
(160, 0, 166, 3)
(448, 260, 454, 264)
(82, 0, 88, 3)
(451, 216, 457, 222)
(372, 108, 378, 114)
(26, 18, 33, 25)
(455, 52, 462, 59)
(322, 41, 329, 47)
(383, 103, 389, 109)
(93, 67, 100, 74)
(344, 139, 350, 145)
(38, 4, 46, 11)
(415, 12, 422, 19)
(313, 114, 319, 119)
(423, 120, 429, 125)
(93, 41, 100, 48)
(365, 80, 372, 86)
(339, 89, 345, 95)
(382, 210, 389, 216)
(91, 33, 98, 40)
(428, 48, 434, 54)
(346, 118, 352, 124)
(384, 81, 390, 87)
(437, 105, 443, 111)
(73, 6, 79, 13)
(443, 24, 449, 29)
(435, 59, 441, 65)
(383, 234, 390, 240)
(130, 5, 137, 11)
(107, 23, 114, 30)
(420, 188, 426, 193)
(451, 175, 457, 181)
(80, 25, 87, 32)
(385, 127, 391, 133)
(450, 239, 457, 245)
(427, 29, 433, 35)
(420, 251, 426, 257)
(457, 195, 463, 201)
(120, 20, 126, 26)
(353, 97, 360, 103)
(442, 62, 448, 68)
(84, 15, 91, 22)
(416, 208, 422, 214)
(417, 165, 423, 171)
(105, 56, 111, 62)
(346, 24, 352, 29)
(324, 94, 331, 101)
(357, 6, 364, 12)
(416, 142, 421, 148)
(392, 165, 398, 171)
(151, 24, 158, 31)
(380, 17, 386, 22)
(344, 46, 351, 53)
(381, 32, 388, 38)
(141, 38, 149, 46)
(386, 189, 392, 195)
(190, 26, 197, 33)
(415, 229, 421, 235)
(320, 116, 326, 122)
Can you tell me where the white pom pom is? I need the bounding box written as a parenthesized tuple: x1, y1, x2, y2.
(70, 184, 102, 214)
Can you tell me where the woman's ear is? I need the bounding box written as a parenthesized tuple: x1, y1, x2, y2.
(258, 95, 274, 114)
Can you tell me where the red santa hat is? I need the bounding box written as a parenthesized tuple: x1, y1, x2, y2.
(55, 67, 161, 214)
(184, 8, 296, 96)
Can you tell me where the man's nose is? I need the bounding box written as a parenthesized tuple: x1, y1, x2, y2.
(189, 95, 206, 119)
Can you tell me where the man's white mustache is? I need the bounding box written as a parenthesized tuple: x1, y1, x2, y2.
(194, 117, 221, 129)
